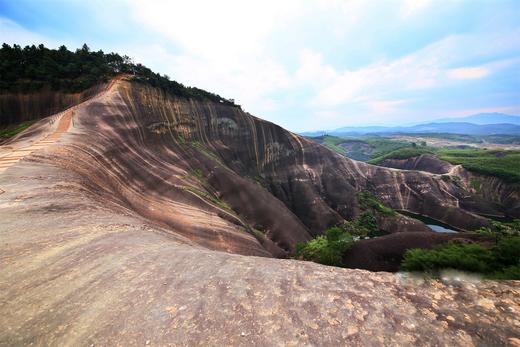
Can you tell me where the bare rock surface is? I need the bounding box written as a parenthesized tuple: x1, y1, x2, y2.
(1, 162, 519, 346)
(1, 78, 519, 346)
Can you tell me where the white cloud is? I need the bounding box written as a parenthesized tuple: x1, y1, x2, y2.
(125, 0, 299, 116)
(401, 0, 433, 17)
(368, 99, 408, 114)
(449, 66, 489, 79)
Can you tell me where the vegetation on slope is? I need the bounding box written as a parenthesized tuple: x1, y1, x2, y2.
(401, 220, 520, 279)
(296, 192, 395, 266)
(357, 191, 396, 216)
(368, 144, 520, 184)
(295, 227, 354, 266)
(368, 145, 435, 164)
(0, 43, 237, 113)
(436, 148, 520, 184)
(312, 135, 409, 161)
(0, 120, 37, 140)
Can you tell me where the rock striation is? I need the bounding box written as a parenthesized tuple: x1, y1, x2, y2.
(1, 77, 519, 345)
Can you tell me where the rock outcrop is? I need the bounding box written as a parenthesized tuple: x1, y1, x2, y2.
(1, 77, 519, 345)
(377, 154, 520, 219)
(4, 79, 512, 256)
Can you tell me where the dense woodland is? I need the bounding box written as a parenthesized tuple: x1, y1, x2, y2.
(0, 43, 237, 106)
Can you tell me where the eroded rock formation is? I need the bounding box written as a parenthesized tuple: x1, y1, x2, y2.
(377, 154, 520, 219)
(6, 79, 513, 257)
(1, 77, 519, 345)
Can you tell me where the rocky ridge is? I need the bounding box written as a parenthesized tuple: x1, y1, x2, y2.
(0, 77, 519, 345)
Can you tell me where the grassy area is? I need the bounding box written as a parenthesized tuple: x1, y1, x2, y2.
(367, 145, 520, 184)
(436, 148, 520, 184)
(314, 135, 410, 161)
(0, 120, 37, 140)
(319, 136, 348, 155)
(402, 220, 520, 279)
(363, 137, 410, 156)
(368, 146, 435, 164)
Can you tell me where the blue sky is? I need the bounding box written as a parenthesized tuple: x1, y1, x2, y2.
(1, 0, 519, 131)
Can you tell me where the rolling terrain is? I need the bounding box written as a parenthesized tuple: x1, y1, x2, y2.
(1, 75, 519, 345)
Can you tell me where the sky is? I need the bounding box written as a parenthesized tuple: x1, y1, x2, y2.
(0, 0, 519, 132)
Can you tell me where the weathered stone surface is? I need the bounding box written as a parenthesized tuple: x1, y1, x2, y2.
(1, 78, 519, 345)
(13, 79, 504, 255)
(0, 163, 519, 346)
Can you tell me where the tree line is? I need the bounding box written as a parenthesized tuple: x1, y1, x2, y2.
(0, 43, 237, 106)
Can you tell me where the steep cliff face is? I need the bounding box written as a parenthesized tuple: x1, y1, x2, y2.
(17, 79, 507, 257)
(0, 83, 106, 126)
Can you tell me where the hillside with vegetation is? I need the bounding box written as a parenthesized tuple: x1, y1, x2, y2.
(311, 135, 410, 161)
(0, 43, 237, 127)
(401, 220, 520, 279)
(369, 145, 520, 184)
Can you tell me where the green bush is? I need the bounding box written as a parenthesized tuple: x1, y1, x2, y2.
(495, 236, 520, 266)
(490, 264, 520, 280)
(357, 191, 396, 216)
(296, 227, 354, 266)
(339, 211, 387, 237)
(476, 220, 520, 241)
(401, 235, 520, 279)
(401, 244, 494, 273)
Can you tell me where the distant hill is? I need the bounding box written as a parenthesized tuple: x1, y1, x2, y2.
(434, 113, 520, 125)
(301, 118, 520, 137)
(322, 123, 520, 136)
(300, 113, 520, 137)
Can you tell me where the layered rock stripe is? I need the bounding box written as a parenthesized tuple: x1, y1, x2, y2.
(0, 77, 519, 346)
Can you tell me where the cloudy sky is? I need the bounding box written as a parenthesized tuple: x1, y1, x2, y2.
(1, 0, 519, 131)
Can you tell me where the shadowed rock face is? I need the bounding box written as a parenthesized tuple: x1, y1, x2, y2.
(0, 83, 106, 126)
(22, 80, 507, 256)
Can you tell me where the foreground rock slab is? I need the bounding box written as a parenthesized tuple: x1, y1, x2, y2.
(0, 163, 519, 347)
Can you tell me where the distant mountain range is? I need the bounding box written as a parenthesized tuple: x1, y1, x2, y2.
(434, 113, 520, 125)
(301, 113, 520, 136)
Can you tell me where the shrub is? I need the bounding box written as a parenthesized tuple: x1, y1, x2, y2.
(476, 220, 520, 242)
(494, 236, 520, 266)
(401, 244, 494, 273)
(296, 227, 354, 267)
(401, 235, 520, 279)
(357, 191, 396, 216)
(490, 264, 520, 280)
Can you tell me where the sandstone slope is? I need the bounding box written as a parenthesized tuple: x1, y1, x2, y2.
(1, 77, 519, 346)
